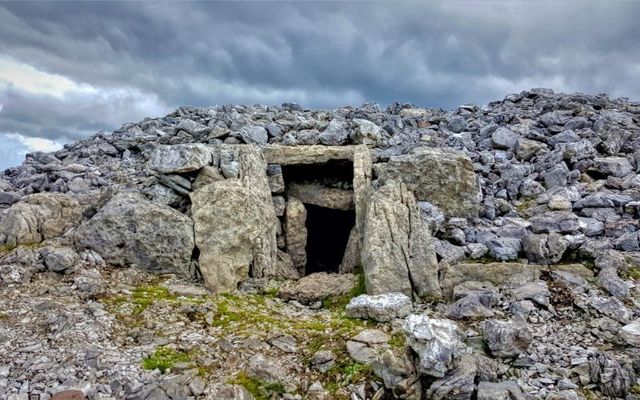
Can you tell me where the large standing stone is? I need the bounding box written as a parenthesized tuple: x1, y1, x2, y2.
(191, 145, 278, 291)
(0, 193, 83, 246)
(374, 147, 480, 218)
(361, 180, 440, 297)
(74, 192, 194, 276)
(147, 144, 215, 174)
(285, 197, 307, 270)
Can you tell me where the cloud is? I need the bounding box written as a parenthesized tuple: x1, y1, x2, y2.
(0, 132, 62, 170)
(0, 1, 639, 169)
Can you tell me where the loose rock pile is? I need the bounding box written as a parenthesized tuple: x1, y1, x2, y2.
(1, 88, 640, 399)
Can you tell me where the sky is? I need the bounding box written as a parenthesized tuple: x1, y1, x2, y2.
(0, 1, 639, 169)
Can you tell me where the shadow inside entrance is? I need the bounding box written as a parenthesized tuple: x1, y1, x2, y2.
(304, 204, 355, 275)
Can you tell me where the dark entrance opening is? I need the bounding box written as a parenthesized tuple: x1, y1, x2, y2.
(304, 204, 355, 275)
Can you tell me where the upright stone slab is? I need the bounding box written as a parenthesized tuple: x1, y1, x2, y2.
(361, 180, 441, 298)
(340, 145, 373, 273)
(285, 196, 307, 270)
(375, 147, 480, 218)
(191, 145, 278, 292)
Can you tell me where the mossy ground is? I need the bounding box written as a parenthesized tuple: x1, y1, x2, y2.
(229, 371, 287, 400)
(101, 276, 382, 398)
(142, 346, 192, 373)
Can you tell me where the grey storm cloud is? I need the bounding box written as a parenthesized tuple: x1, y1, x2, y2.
(0, 1, 640, 161)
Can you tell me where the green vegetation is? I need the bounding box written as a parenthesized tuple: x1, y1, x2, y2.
(104, 284, 178, 314)
(324, 361, 375, 395)
(142, 346, 191, 373)
(230, 371, 287, 400)
(322, 268, 367, 311)
(0, 242, 42, 255)
(623, 266, 640, 280)
(0, 311, 8, 320)
(388, 331, 406, 348)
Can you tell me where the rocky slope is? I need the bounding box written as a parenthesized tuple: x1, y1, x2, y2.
(1, 88, 640, 400)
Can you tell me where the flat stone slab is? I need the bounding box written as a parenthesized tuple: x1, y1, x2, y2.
(263, 145, 355, 165)
(441, 262, 541, 298)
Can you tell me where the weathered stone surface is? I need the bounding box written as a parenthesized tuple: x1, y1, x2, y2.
(371, 348, 421, 398)
(285, 196, 307, 270)
(597, 267, 630, 299)
(287, 183, 354, 210)
(404, 314, 467, 377)
(588, 352, 634, 398)
(375, 147, 480, 218)
(147, 143, 215, 174)
(351, 118, 383, 146)
(41, 246, 78, 274)
(266, 164, 285, 193)
(476, 381, 527, 400)
(191, 146, 278, 291)
(318, 119, 348, 145)
(620, 320, 640, 347)
(444, 295, 495, 320)
(425, 353, 477, 400)
(74, 192, 194, 276)
(361, 180, 440, 297)
(441, 263, 540, 298)
(263, 145, 354, 165)
(0, 193, 83, 246)
(346, 293, 412, 322)
(529, 211, 580, 234)
(592, 157, 633, 177)
(279, 272, 357, 304)
(522, 233, 568, 264)
(483, 316, 533, 358)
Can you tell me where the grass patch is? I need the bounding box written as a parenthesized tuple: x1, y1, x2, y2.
(142, 346, 191, 373)
(0, 311, 8, 320)
(230, 371, 287, 400)
(130, 285, 177, 314)
(624, 267, 640, 280)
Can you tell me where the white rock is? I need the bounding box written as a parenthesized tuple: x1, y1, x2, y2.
(403, 314, 467, 377)
(620, 320, 640, 347)
(346, 293, 412, 322)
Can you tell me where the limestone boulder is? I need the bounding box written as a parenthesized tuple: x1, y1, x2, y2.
(279, 272, 358, 304)
(191, 145, 278, 292)
(441, 262, 540, 298)
(0, 193, 83, 246)
(74, 192, 194, 277)
(374, 147, 480, 218)
(361, 180, 441, 298)
(147, 143, 216, 174)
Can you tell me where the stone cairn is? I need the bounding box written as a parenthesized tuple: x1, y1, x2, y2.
(1, 88, 640, 399)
